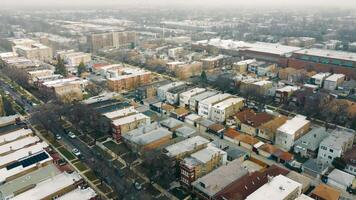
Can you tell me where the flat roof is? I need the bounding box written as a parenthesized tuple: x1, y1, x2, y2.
(164, 136, 209, 157)
(0, 115, 21, 127)
(294, 48, 356, 62)
(180, 88, 206, 98)
(103, 106, 137, 119)
(253, 80, 272, 86)
(277, 115, 310, 135)
(246, 175, 302, 200)
(0, 142, 48, 167)
(190, 91, 219, 102)
(196, 39, 302, 56)
(11, 172, 82, 200)
(199, 93, 232, 106)
(0, 128, 33, 144)
(276, 86, 299, 93)
(190, 145, 226, 164)
(325, 74, 345, 82)
(123, 122, 172, 145)
(212, 97, 244, 110)
(158, 81, 185, 92)
(112, 113, 149, 126)
(320, 130, 354, 150)
(192, 159, 248, 197)
(0, 164, 61, 199)
(0, 136, 40, 155)
(57, 188, 97, 200)
(0, 151, 52, 183)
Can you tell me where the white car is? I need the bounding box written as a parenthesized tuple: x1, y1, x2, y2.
(68, 132, 76, 139)
(72, 148, 81, 157)
(55, 134, 62, 140)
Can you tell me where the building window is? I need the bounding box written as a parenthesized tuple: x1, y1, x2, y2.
(328, 156, 332, 160)
(320, 146, 327, 150)
(329, 149, 333, 153)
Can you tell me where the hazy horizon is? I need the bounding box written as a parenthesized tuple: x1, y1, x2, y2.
(1, 0, 356, 9)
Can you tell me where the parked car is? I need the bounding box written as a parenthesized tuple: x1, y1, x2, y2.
(55, 134, 62, 140)
(72, 148, 81, 157)
(134, 182, 142, 190)
(68, 132, 76, 139)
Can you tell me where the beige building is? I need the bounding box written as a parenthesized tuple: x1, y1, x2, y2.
(210, 97, 244, 123)
(111, 113, 151, 142)
(180, 145, 227, 187)
(57, 50, 91, 67)
(27, 69, 54, 84)
(41, 78, 87, 103)
(15, 43, 53, 61)
(88, 31, 136, 52)
(107, 67, 151, 92)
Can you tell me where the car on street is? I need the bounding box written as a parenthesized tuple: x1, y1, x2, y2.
(68, 131, 76, 139)
(72, 148, 81, 157)
(55, 134, 62, 140)
(134, 182, 142, 190)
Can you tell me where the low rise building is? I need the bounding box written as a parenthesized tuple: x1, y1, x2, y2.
(192, 159, 249, 200)
(179, 88, 206, 108)
(275, 115, 311, 151)
(41, 77, 87, 102)
(310, 72, 331, 88)
(189, 90, 219, 112)
(214, 165, 290, 200)
(15, 43, 53, 61)
(134, 80, 171, 101)
(122, 123, 172, 152)
(166, 84, 192, 105)
(180, 145, 227, 187)
(275, 86, 299, 104)
(323, 74, 346, 90)
(163, 136, 210, 160)
(294, 127, 329, 158)
(317, 129, 354, 165)
(157, 81, 185, 101)
(327, 169, 355, 190)
(210, 97, 244, 123)
(235, 109, 274, 136)
(57, 50, 91, 67)
(27, 69, 54, 84)
(111, 113, 151, 141)
(107, 67, 151, 92)
(257, 115, 288, 142)
(245, 174, 302, 200)
(198, 93, 232, 119)
(344, 147, 356, 176)
(310, 184, 341, 200)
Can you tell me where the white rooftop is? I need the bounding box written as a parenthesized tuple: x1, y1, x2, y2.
(235, 59, 256, 65)
(164, 136, 210, 157)
(158, 81, 185, 92)
(0, 142, 49, 168)
(57, 188, 97, 200)
(0, 114, 21, 127)
(200, 93, 232, 106)
(320, 130, 354, 151)
(0, 136, 41, 155)
(276, 86, 300, 93)
(294, 48, 356, 62)
(312, 73, 331, 80)
(196, 39, 302, 56)
(0, 128, 32, 144)
(246, 175, 302, 200)
(327, 169, 355, 188)
(123, 125, 172, 146)
(295, 194, 315, 200)
(180, 88, 206, 98)
(325, 74, 345, 82)
(190, 145, 226, 164)
(11, 172, 82, 200)
(253, 80, 272, 86)
(0, 151, 52, 183)
(112, 113, 149, 126)
(103, 106, 137, 119)
(211, 97, 244, 110)
(277, 115, 310, 135)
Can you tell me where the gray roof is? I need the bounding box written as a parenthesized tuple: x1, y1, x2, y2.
(197, 118, 215, 128)
(192, 159, 248, 197)
(175, 126, 197, 138)
(226, 148, 247, 160)
(302, 159, 328, 175)
(190, 91, 219, 102)
(123, 123, 172, 145)
(160, 117, 184, 129)
(0, 164, 61, 199)
(294, 127, 329, 151)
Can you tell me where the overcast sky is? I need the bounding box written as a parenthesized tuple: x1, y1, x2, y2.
(1, 0, 355, 8)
